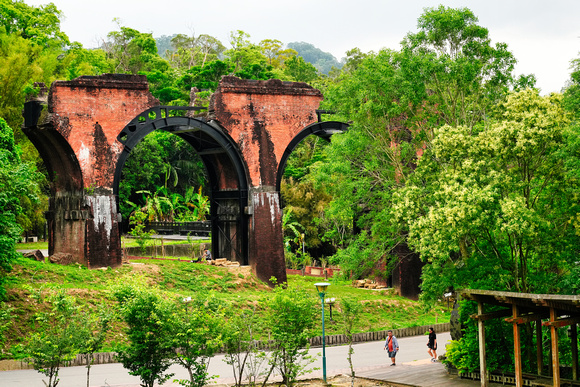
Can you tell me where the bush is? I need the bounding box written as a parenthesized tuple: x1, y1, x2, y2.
(263, 281, 318, 386)
(112, 280, 175, 387)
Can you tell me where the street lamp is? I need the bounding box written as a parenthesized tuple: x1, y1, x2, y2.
(325, 297, 336, 321)
(314, 282, 330, 384)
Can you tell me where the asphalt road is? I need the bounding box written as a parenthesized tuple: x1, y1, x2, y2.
(0, 332, 451, 387)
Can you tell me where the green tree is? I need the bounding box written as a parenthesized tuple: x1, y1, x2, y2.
(315, 6, 524, 284)
(225, 30, 267, 74)
(178, 59, 232, 91)
(259, 39, 297, 69)
(338, 297, 362, 387)
(112, 280, 175, 387)
(283, 56, 319, 83)
(395, 90, 578, 298)
(103, 23, 169, 75)
(563, 54, 580, 117)
(400, 5, 518, 128)
(170, 295, 224, 387)
(263, 282, 317, 387)
(0, 118, 40, 299)
(168, 33, 225, 70)
(223, 307, 266, 387)
(77, 305, 112, 387)
(0, 30, 46, 130)
(20, 290, 86, 387)
(0, 0, 69, 47)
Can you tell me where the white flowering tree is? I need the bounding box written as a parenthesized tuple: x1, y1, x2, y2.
(395, 89, 580, 297)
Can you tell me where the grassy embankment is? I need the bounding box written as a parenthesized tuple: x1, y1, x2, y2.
(2, 240, 451, 358)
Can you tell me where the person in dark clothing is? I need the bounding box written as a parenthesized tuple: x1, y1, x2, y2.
(427, 327, 437, 362)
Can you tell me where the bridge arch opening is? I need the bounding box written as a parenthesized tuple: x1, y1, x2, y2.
(276, 121, 349, 194)
(113, 106, 250, 265)
(275, 120, 349, 262)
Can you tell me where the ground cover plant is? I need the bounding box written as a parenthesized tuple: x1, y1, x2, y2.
(1, 255, 449, 360)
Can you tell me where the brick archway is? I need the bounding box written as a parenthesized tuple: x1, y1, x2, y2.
(275, 120, 350, 195)
(113, 106, 250, 266)
(22, 74, 345, 285)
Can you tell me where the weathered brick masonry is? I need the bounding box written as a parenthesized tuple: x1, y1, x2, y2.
(24, 74, 159, 268)
(23, 74, 324, 285)
(211, 77, 323, 284)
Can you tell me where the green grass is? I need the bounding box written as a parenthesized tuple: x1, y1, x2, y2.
(1, 256, 450, 356)
(16, 236, 209, 251)
(15, 240, 48, 251)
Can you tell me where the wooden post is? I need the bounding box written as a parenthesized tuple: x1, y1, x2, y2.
(512, 304, 523, 387)
(571, 323, 578, 381)
(549, 307, 560, 387)
(478, 301, 488, 387)
(536, 319, 543, 376)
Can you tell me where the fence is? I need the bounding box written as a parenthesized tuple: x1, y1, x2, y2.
(144, 221, 211, 236)
(308, 322, 451, 348)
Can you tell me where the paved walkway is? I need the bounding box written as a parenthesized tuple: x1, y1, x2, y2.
(1, 331, 504, 387)
(0, 333, 504, 387)
(213, 359, 501, 387)
(354, 360, 499, 386)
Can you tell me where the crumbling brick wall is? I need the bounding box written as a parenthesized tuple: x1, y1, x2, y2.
(212, 77, 323, 284)
(35, 74, 159, 267)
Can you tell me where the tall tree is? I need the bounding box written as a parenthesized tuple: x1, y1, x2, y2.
(0, 0, 69, 47)
(259, 39, 297, 69)
(400, 5, 518, 128)
(315, 6, 523, 283)
(103, 23, 169, 74)
(113, 280, 175, 387)
(0, 118, 40, 299)
(263, 282, 317, 387)
(224, 30, 267, 74)
(283, 56, 318, 83)
(168, 33, 225, 70)
(395, 90, 579, 298)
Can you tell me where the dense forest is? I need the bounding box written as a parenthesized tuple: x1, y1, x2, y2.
(2, 0, 580, 377)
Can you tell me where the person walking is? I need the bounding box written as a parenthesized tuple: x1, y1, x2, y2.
(427, 327, 437, 362)
(384, 330, 399, 366)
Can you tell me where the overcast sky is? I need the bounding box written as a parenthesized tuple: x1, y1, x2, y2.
(25, 0, 580, 94)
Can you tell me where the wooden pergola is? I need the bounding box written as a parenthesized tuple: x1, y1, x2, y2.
(460, 289, 580, 387)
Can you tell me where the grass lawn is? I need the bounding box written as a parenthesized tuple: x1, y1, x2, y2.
(1, 254, 450, 357)
(16, 236, 208, 250)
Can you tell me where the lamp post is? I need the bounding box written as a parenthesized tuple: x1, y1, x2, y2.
(325, 297, 336, 322)
(314, 282, 330, 384)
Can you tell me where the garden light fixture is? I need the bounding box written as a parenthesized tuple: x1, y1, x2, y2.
(314, 282, 330, 384)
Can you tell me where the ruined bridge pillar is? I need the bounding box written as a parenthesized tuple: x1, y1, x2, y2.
(23, 74, 325, 285)
(211, 77, 323, 284)
(23, 74, 159, 268)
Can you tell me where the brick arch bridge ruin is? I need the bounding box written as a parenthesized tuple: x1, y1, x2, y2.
(22, 74, 348, 285)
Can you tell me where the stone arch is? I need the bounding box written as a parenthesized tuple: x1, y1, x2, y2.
(22, 100, 87, 258)
(113, 106, 251, 264)
(23, 101, 84, 193)
(275, 121, 349, 195)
